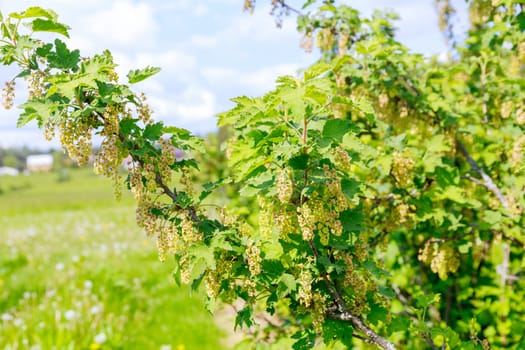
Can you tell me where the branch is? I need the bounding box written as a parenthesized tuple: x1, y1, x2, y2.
(307, 241, 396, 349)
(326, 306, 396, 350)
(115, 127, 201, 222)
(456, 139, 508, 210)
(274, 0, 302, 16)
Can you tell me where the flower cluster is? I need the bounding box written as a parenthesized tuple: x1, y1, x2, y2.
(246, 241, 262, 276)
(28, 70, 46, 99)
(1, 80, 15, 109)
(58, 117, 93, 167)
(297, 267, 313, 307)
(297, 203, 315, 241)
(276, 169, 293, 204)
(418, 240, 460, 280)
(333, 146, 352, 173)
(392, 150, 415, 187)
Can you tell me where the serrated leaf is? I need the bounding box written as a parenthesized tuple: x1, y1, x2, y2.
(288, 154, 309, 170)
(10, 7, 58, 20)
(341, 178, 360, 200)
(235, 306, 254, 330)
(17, 98, 59, 127)
(189, 244, 215, 269)
(31, 19, 70, 38)
(127, 66, 161, 84)
(368, 304, 388, 325)
(143, 122, 164, 141)
(416, 293, 440, 308)
(119, 118, 139, 134)
(388, 316, 411, 333)
(303, 62, 331, 80)
(322, 319, 353, 347)
(425, 134, 450, 153)
(379, 285, 395, 298)
(46, 39, 80, 70)
(340, 209, 364, 234)
(277, 273, 297, 298)
(276, 75, 298, 88)
(363, 259, 390, 279)
(322, 119, 357, 141)
(353, 97, 375, 115)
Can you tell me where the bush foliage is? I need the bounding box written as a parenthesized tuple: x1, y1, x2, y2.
(1, 1, 524, 348)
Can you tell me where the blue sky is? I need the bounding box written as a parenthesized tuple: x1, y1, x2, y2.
(0, 0, 468, 149)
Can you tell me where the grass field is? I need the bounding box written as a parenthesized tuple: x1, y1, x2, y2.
(0, 168, 226, 349)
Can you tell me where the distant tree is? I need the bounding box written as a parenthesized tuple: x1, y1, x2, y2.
(2, 154, 18, 168)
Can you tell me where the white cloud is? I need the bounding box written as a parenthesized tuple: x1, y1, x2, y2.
(202, 63, 301, 94)
(186, 3, 300, 50)
(189, 35, 219, 49)
(82, 0, 158, 50)
(148, 86, 217, 134)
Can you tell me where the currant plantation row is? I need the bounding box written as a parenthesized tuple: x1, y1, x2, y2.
(1, 1, 524, 349)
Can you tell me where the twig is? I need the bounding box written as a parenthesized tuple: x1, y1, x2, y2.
(307, 240, 396, 349)
(455, 139, 508, 210)
(326, 306, 396, 350)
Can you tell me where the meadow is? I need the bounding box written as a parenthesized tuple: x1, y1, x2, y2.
(0, 168, 226, 349)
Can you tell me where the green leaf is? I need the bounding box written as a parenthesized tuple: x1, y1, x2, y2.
(363, 259, 390, 279)
(46, 39, 80, 70)
(127, 66, 161, 84)
(340, 209, 364, 234)
(368, 304, 388, 325)
(425, 134, 450, 153)
(261, 240, 283, 260)
(303, 62, 331, 81)
(292, 330, 316, 350)
(387, 316, 411, 333)
(172, 256, 182, 287)
(288, 154, 309, 170)
(119, 118, 139, 134)
(276, 75, 298, 88)
(518, 12, 525, 31)
(189, 244, 215, 270)
(322, 119, 357, 141)
(17, 98, 59, 127)
(31, 19, 70, 38)
(174, 191, 192, 209)
(416, 293, 440, 308)
(322, 319, 353, 347)
(143, 122, 164, 141)
(277, 273, 297, 298)
(235, 306, 253, 330)
(341, 178, 360, 201)
(10, 7, 58, 20)
(378, 285, 395, 298)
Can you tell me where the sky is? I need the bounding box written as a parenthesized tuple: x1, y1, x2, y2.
(0, 0, 468, 149)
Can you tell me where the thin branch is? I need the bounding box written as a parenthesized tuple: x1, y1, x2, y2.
(275, 0, 302, 16)
(456, 139, 508, 210)
(307, 240, 396, 349)
(102, 114, 201, 222)
(326, 306, 396, 350)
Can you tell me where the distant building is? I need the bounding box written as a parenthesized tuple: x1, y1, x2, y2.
(0, 166, 19, 176)
(26, 154, 53, 172)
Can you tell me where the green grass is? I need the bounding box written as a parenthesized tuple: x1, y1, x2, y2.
(0, 168, 227, 349)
